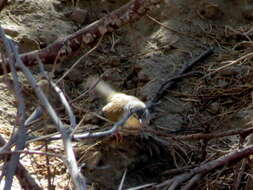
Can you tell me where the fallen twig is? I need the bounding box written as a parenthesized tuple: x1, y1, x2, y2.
(150, 47, 214, 104)
(157, 145, 253, 189)
(174, 126, 253, 141)
(203, 51, 253, 79)
(0, 27, 27, 190)
(0, 134, 41, 190)
(118, 169, 127, 190)
(0, 0, 162, 74)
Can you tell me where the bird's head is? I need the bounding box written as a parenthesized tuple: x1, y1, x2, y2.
(131, 107, 150, 125)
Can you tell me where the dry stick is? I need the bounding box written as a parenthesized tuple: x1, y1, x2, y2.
(0, 56, 20, 153)
(0, 34, 87, 190)
(157, 145, 253, 190)
(56, 34, 104, 84)
(0, 150, 63, 158)
(0, 134, 42, 190)
(150, 47, 214, 105)
(37, 58, 77, 129)
(0, 0, 162, 74)
(0, 27, 27, 190)
(233, 159, 247, 190)
(30, 106, 253, 143)
(174, 125, 253, 141)
(125, 183, 155, 190)
(70, 73, 106, 104)
(118, 168, 127, 190)
(146, 14, 187, 36)
(46, 108, 144, 141)
(181, 174, 202, 190)
(45, 143, 54, 190)
(202, 51, 253, 79)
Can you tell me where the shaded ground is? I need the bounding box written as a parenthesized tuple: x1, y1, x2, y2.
(1, 0, 253, 189)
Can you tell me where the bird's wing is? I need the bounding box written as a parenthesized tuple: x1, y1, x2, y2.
(102, 101, 124, 122)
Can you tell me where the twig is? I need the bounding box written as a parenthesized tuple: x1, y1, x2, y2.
(0, 134, 42, 190)
(118, 168, 127, 190)
(150, 47, 214, 104)
(0, 26, 27, 190)
(0, 0, 162, 74)
(37, 58, 77, 129)
(126, 183, 155, 190)
(174, 126, 253, 141)
(38, 107, 145, 141)
(70, 73, 106, 104)
(45, 143, 53, 190)
(157, 145, 253, 189)
(0, 150, 63, 158)
(56, 35, 104, 84)
(0, 30, 86, 190)
(181, 174, 202, 190)
(146, 14, 186, 36)
(203, 51, 253, 79)
(232, 159, 247, 190)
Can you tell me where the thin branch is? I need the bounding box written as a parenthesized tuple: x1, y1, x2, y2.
(0, 0, 162, 74)
(56, 34, 104, 84)
(37, 58, 77, 129)
(150, 47, 214, 104)
(0, 150, 63, 158)
(0, 26, 27, 190)
(157, 145, 253, 189)
(118, 169, 127, 190)
(126, 183, 155, 190)
(32, 108, 145, 141)
(202, 51, 253, 79)
(174, 126, 253, 141)
(0, 29, 86, 189)
(181, 174, 202, 190)
(0, 132, 41, 190)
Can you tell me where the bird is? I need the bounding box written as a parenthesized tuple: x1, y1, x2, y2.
(87, 77, 150, 136)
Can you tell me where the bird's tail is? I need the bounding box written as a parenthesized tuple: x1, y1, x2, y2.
(87, 77, 116, 99)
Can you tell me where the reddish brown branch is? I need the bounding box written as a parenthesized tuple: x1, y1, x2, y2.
(157, 145, 253, 189)
(0, 0, 161, 74)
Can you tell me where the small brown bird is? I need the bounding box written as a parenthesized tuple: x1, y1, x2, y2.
(88, 77, 149, 136)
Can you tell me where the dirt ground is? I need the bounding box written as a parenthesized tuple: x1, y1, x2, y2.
(1, 0, 253, 189)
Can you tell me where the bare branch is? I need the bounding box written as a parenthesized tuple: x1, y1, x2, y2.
(0, 133, 41, 190)
(0, 27, 86, 189)
(174, 126, 253, 141)
(0, 0, 162, 74)
(37, 58, 77, 129)
(150, 47, 214, 104)
(157, 145, 253, 189)
(29, 107, 145, 142)
(0, 26, 27, 190)
(118, 169, 127, 190)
